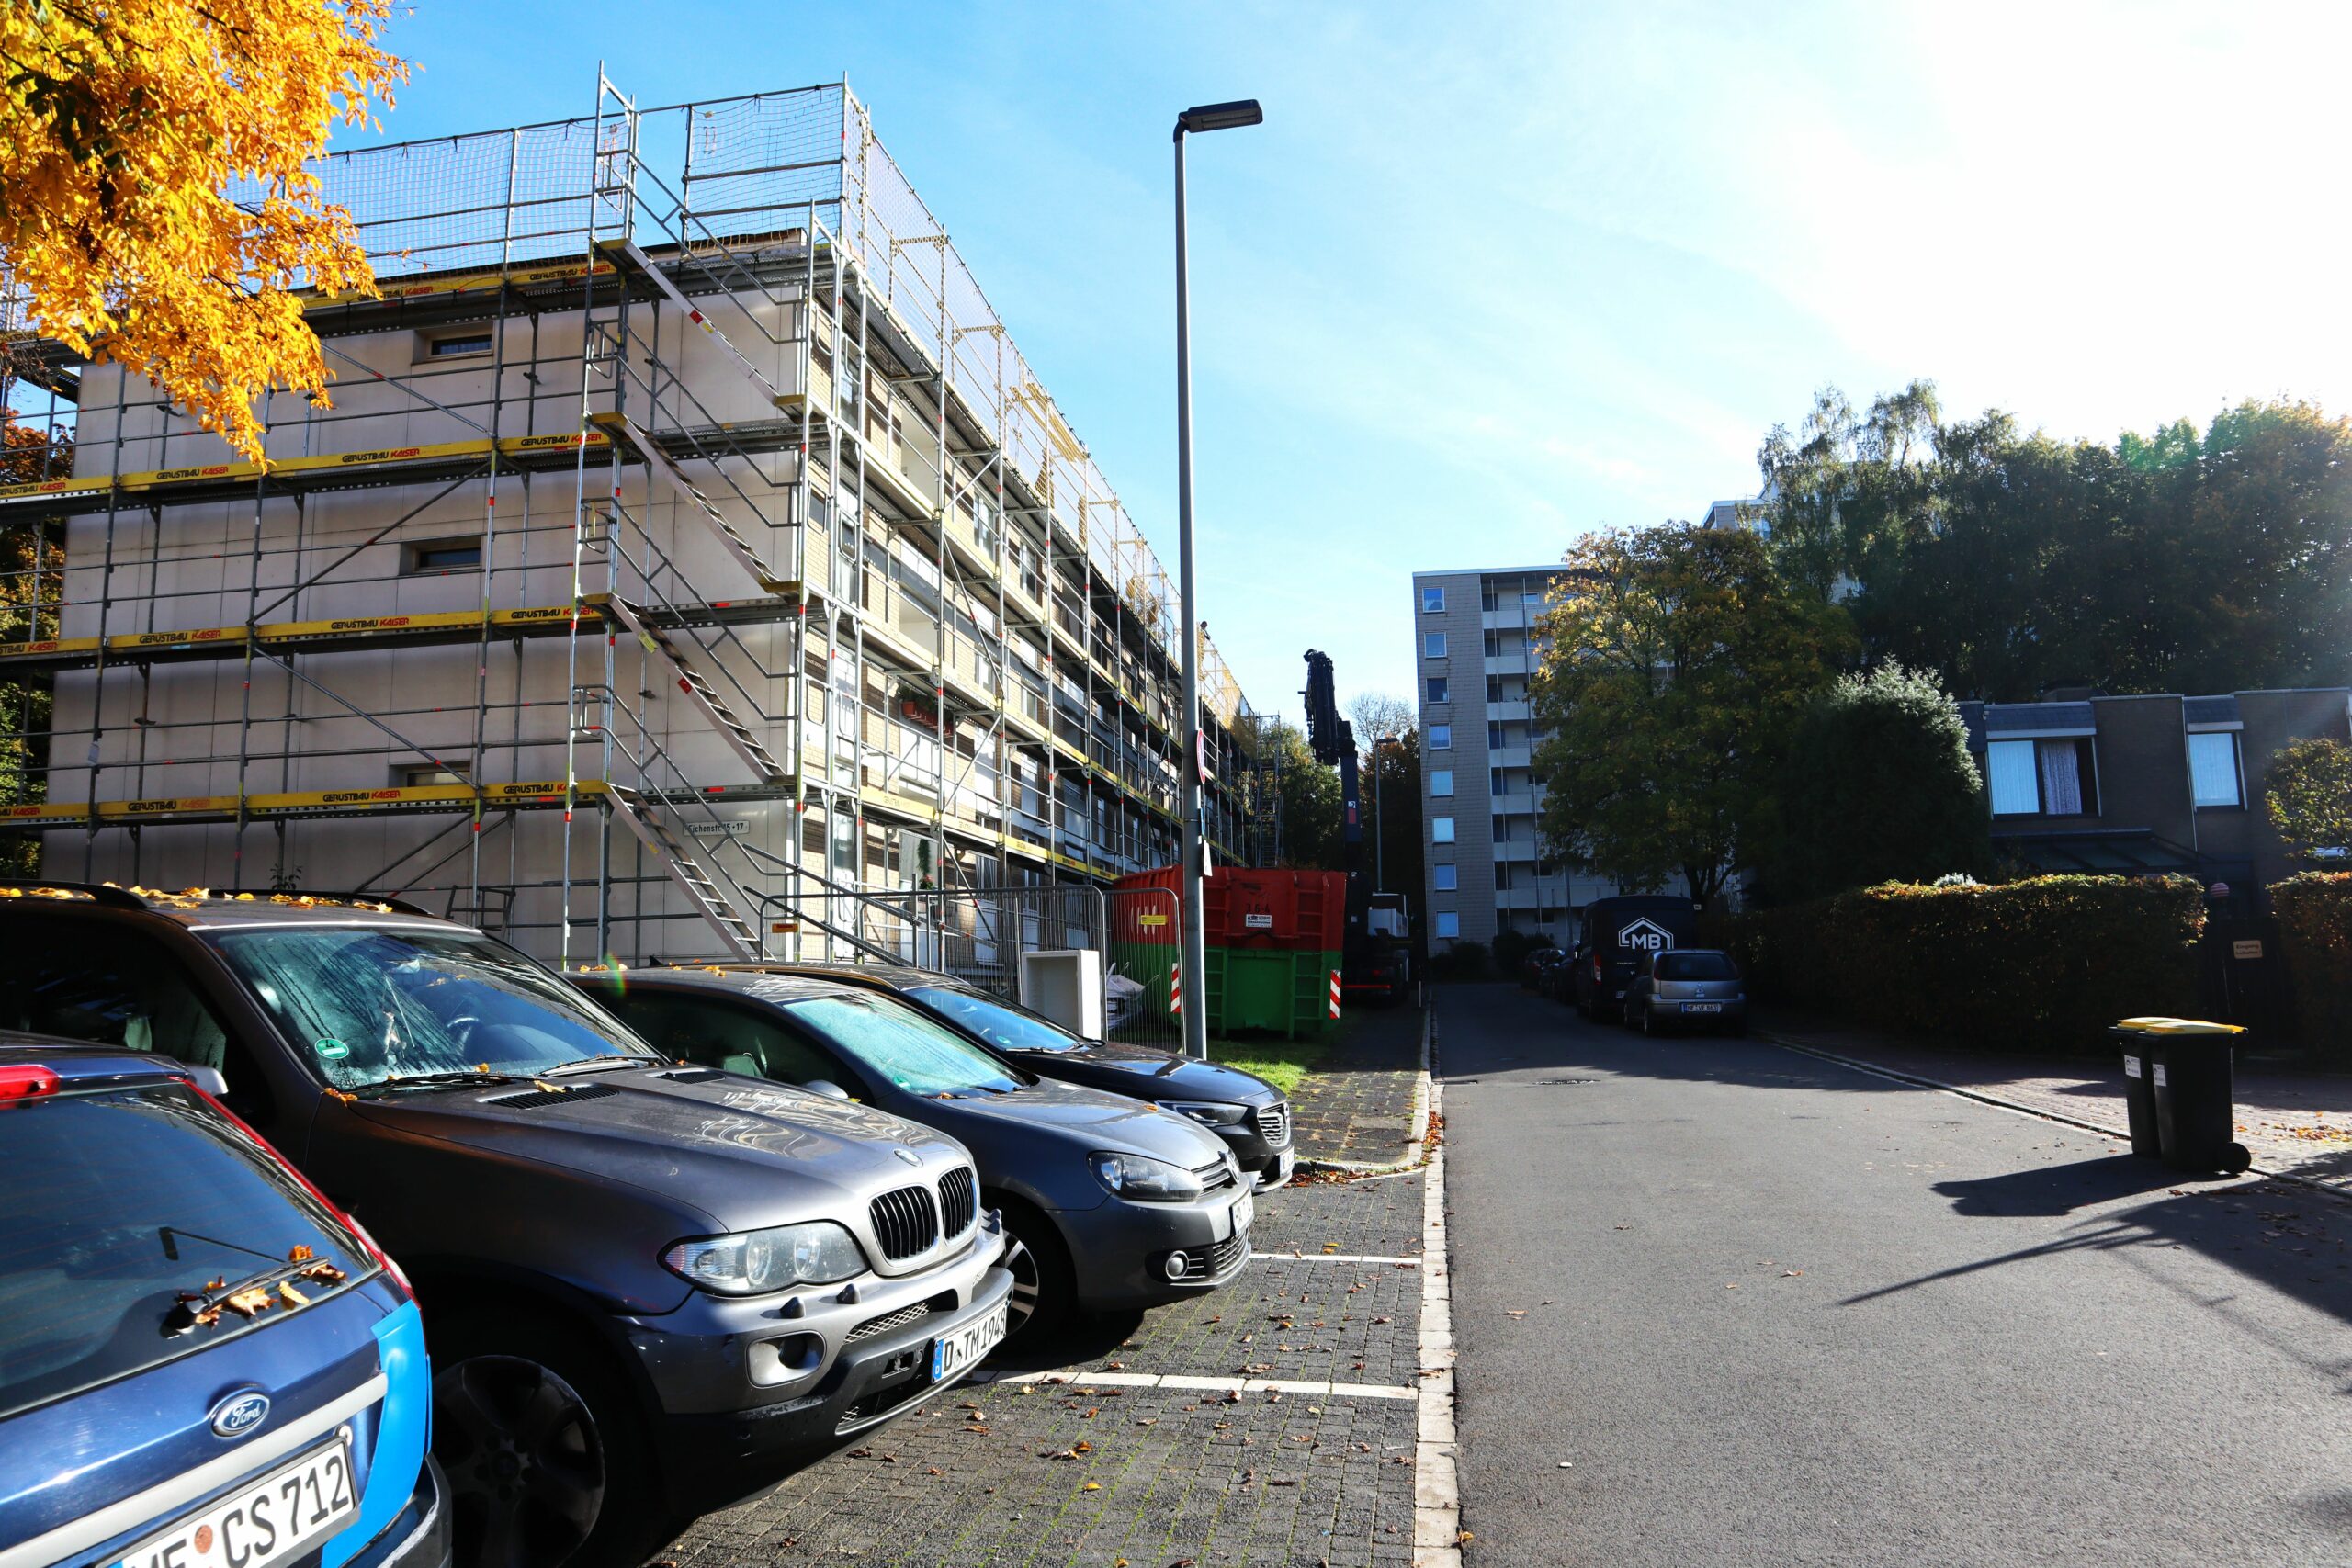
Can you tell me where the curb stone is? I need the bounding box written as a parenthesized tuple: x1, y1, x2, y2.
(1296, 1003, 1438, 1177)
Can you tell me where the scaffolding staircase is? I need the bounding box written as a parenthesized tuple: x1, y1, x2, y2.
(586, 410, 793, 594)
(605, 784, 761, 956)
(603, 595, 790, 784)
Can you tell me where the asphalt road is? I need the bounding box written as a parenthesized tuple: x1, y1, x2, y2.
(1442, 984, 2352, 1567)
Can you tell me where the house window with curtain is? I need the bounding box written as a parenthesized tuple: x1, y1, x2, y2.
(1430, 770, 1454, 797)
(1433, 864, 1457, 891)
(1435, 912, 1461, 938)
(1422, 586, 1445, 613)
(1428, 724, 1452, 750)
(2188, 731, 2243, 808)
(1987, 737, 2098, 817)
(1425, 631, 1448, 659)
(1431, 817, 1455, 843)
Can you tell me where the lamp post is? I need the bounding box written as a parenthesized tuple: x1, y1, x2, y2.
(1174, 97, 1261, 1061)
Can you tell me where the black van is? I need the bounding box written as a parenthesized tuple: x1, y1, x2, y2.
(1569, 896, 1701, 1019)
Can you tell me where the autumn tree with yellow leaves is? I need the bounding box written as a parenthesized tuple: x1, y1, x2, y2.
(0, 0, 406, 461)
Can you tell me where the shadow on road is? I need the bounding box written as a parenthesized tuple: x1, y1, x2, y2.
(1932, 1156, 2188, 1217)
(1849, 1156, 2352, 1348)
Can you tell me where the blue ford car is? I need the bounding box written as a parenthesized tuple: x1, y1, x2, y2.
(0, 1036, 447, 1568)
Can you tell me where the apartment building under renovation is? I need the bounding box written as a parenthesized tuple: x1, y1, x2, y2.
(0, 78, 1268, 968)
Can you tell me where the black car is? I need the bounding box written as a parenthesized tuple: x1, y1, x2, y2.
(1569, 896, 1702, 1019)
(0, 884, 1012, 1568)
(573, 968, 1257, 1336)
(725, 963, 1297, 1188)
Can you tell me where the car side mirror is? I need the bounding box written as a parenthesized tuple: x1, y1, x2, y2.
(185, 1065, 231, 1098)
(803, 1078, 853, 1101)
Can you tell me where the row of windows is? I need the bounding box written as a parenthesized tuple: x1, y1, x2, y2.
(1422, 675, 1535, 709)
(1426, 631, 1530, 661)
(1984, 731, 2243, 818)
(1427, 722, 1532, 753)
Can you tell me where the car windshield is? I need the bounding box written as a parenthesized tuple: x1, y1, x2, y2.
(908, 985, 1082, 1054)
(1657, 953, 1737, 981)
(209, 925, 654, 1090)
(0, 1080, 361, 1420)
(781, 992, 1027, 1097)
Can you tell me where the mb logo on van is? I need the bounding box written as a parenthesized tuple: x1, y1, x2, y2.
(1618, 918, 1676, 954)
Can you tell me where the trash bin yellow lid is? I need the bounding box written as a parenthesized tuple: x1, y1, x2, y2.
(2111, 1016, 2245, 1035)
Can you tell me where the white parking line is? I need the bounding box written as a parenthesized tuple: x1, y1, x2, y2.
(972, 1368, 1419, 1401)
(1251, 1251, 1421, 1264)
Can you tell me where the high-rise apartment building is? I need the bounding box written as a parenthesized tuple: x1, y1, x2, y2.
(1410, 565, 1629, 949)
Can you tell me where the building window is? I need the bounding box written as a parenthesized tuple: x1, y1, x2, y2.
(397, 761, 471, 787)
(1431, 816, 1455, 844)
(1422, 586, 1444, 613)
(1428, 724, 1452, 750)
(1484, 630, 1503, 659)
(1490, 767, 1510, 796)
(1494, 862, 1514, 890)
(1425, 632, 1448, 660)
(1427, 676, 1449, 704)
(1480, 584, 1500, 612)
(401, 535, 482, 575)
(1487, 720, 1505, 749)
(1486, 675, 1503, 703)
(1435, 911, 1461, 939)
(1987, 737, 2098, 817)
(2188, 731, 2242, 808)
(1430, 769, 1454, 798)
(418, 328, 494, 360)
(1433, 864, 1457, 891)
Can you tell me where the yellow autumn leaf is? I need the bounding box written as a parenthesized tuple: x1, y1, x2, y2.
(0, 0, 408, 462)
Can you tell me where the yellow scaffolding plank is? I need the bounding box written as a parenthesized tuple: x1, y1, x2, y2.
(1, 779, 616, 830)
(0, 431, 611, 505)
(0, 601, 613, 671)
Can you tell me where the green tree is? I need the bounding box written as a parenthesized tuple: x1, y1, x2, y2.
(2265, 738, 2352, 864)
(1760, 662, 1990, 902)
(1531, 525, 1853, 908)
(1264, 721, 1344, 872)
(1758, 387, 2352, 700)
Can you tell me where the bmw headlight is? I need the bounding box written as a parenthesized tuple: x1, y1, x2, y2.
(661, 1222, 866, 1294)
(1088, 1150, 1205, 1201)
(1162, 1100, 1249, 1126)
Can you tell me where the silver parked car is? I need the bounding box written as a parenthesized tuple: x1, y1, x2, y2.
(1622, 948, 1749, 1035)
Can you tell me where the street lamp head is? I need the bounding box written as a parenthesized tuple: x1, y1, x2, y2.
(1176, 99, 1264, 139)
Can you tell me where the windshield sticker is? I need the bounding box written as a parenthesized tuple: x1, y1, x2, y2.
(313, 1038, 351, 1060)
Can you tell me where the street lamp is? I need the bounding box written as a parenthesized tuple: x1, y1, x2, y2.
(1174, 96, 1261, 1062)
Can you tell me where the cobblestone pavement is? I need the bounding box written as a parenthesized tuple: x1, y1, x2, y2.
(1290, 1003, 1426, 1168)
(1755, 1010, 2352, 1192)
(651, 1171, 1430, 1566)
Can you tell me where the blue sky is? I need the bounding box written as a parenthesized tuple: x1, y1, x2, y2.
(343, 0, 2352, 724)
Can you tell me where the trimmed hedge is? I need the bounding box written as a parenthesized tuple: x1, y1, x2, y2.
(2272, 873, 2352, 1054)
(1710, 874, 2205, 1051)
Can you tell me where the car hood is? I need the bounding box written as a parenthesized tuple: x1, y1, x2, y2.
(918, 1076, 1229, 1166)
(1007, 1040, 1280, 1107)
(347, 1066, 971, 1235)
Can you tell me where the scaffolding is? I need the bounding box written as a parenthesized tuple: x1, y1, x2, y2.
(0, 75, 1272, 967)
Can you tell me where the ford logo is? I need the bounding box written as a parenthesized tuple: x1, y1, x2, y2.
(209, 1390, 270, 1438)
(892, 1146, 922, 1168)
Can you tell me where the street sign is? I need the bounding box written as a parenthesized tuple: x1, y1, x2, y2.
(2232, 939, 2264, 960)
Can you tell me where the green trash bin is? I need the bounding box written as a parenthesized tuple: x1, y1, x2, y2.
(2125, 1018, 2253, 1176)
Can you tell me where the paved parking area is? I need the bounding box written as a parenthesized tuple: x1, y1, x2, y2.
(655, 1173, 1432, 1567)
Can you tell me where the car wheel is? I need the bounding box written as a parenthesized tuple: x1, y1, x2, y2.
(431, 1312, 670, 1568)
(1640, 1004, 1657, 1037)
(994, 1196, 1076, 1341)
